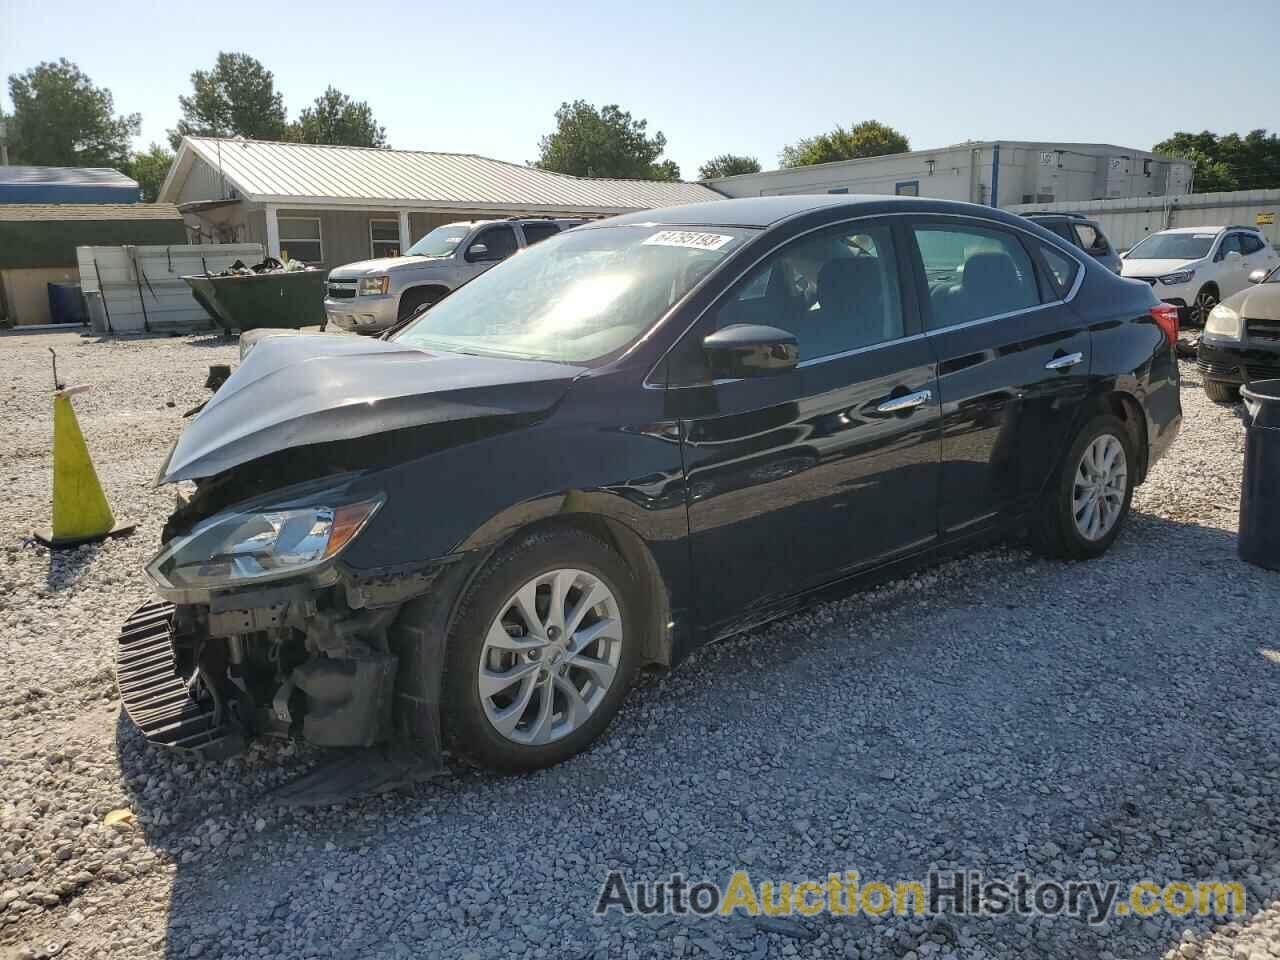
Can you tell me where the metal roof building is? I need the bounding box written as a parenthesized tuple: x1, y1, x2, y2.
(159, 137, 722, 266)
(0, 166, 141, 204)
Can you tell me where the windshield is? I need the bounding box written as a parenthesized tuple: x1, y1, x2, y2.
(405, 224, 470, 258)
(393, 224, 758, 362)
(1126, 232, 1215, 260)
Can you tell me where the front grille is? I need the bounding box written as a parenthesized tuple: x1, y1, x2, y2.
(1197, 358, 1280, 381)
(1246, 318, 1280, 342)
(327, 281, 357, 300)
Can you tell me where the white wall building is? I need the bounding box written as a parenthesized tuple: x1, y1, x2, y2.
(706, 141, 1193, 209)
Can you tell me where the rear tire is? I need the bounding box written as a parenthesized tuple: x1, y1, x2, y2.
(1029, 414, 1135, 561)
(441, 528, 640, 773)
(1204, 380, 1240, 404)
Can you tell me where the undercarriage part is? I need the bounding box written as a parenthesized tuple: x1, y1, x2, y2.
(270, 743, 444, 807)
(116, 602, 245, 760)
(293, 653, 398, 747)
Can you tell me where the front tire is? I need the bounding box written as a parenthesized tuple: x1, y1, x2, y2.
(1187, 286, 1219, 328)
(1204, 380, 1240, 404)
(441, 529, 640, 773)
(1029, 414, 1136, 560)
(396, 288, 441, 323)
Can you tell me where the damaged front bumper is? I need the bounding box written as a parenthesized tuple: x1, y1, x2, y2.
(116, 558, 467, 768)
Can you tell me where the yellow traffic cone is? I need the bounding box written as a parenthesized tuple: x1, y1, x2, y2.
(34, 386, 135, 549)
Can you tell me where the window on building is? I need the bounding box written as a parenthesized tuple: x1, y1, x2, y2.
(370, 219, 400, 258)
(708, 222, 904, 362)
(521, 222, 561, 246)
(912, 223, 1040, 330)
(279, 217, 323, 263)
(895, 181, 919, 197)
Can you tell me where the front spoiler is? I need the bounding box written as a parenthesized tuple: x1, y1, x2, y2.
(116, 603, 245, 760)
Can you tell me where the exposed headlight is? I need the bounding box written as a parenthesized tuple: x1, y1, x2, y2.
(359, 276, 390, 296)
(1158, 269, 1195, 285)
(1204, 304, 1242, 340)
(147, 498, 382, 591)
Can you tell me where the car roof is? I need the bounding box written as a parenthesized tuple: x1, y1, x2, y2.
(589, 195, 1026, 230)
(1023, 212, 1093, 221)
(1159, 225, 1228, 234)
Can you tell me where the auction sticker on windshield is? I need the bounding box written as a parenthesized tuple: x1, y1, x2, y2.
(642, 230, 736, 251)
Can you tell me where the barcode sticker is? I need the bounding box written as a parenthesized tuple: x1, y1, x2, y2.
(642, 230, 735, 251)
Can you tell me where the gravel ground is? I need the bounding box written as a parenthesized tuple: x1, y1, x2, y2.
(2, 329, 1279, 960)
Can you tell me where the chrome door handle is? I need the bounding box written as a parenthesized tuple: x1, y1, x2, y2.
(1045, 352, 1084, 371)
(876, 389, 932, 414)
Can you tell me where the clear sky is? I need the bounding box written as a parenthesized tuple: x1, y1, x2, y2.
(1, 0, 1274, 177)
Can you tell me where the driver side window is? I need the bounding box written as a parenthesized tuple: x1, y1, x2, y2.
(468, 225, 518, 262)
(709, 222, 905, 363)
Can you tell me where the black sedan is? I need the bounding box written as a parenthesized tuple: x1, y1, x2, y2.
(120, 196, 1182, 777)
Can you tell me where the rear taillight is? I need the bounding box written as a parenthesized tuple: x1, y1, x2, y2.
(1151, 303, 1180, 347)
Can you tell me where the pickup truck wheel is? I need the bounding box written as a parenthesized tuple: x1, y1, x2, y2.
(1029, 414, 1135, 561)
(397, 288, 441, 322)
(1204, 380, 1240, 404)
(441, 529, 639, 773)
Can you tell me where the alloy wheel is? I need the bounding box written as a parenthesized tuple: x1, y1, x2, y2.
(1189, 289, 1217, 327)
(1072, 434, 1127, 541)
(478, 568, 623, 745)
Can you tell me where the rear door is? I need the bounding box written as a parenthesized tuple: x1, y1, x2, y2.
(906, 218, 1092, 536)
(670, 219, 940, 633)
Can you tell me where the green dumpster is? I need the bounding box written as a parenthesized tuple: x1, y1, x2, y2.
(183, 270, 327, 333)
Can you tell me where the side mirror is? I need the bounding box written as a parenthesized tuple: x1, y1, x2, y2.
(1249, 268, 1269, 284)
(1226, 250, 1243, 261)
(703, 324, 799, 379)
(465, 243, 490, 262)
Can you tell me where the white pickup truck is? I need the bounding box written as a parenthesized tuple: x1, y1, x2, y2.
(323, 217, 586, 334)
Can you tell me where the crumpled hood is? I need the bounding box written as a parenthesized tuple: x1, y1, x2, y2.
(1224, 281, 1280, 321)
(1121, 258, 1198, 278)
(327, 255, 446, 277)
(157, 334, 583, 484)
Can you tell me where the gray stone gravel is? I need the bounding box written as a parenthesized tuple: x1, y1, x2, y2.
(2, 329, 1279, 960)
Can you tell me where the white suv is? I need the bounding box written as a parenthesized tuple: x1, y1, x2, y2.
(1120, 225, 1278, 326)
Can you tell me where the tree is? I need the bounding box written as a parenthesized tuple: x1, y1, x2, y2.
(535, 100, 679, 180)
(126, 143, 175, 202)
(697, 153, 762, 180)
(169, 52, 287, 149)
(6, 59, 139, 167)
(780, 120, 909, 168)
(288, 87, 387, 148)
(1154, 129, 1280, 192)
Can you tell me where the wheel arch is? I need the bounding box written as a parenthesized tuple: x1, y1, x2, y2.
(1086, 388, 1149, 484)
(397, 284, 450, 318)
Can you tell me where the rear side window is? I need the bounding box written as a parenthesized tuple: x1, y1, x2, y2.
(1074, 223, 1107, 253)
(521, 223, 561, 245)
(1038, 244, 1079, 299)
(1241, 233, 1266, 255)
(912, 224, 1040, 330)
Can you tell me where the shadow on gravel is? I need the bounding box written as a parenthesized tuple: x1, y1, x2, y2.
(45, 542, 101, 591)
(111, 514, 1280, 960)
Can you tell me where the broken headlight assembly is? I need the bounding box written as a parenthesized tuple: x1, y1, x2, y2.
(147, 497, 382, 593)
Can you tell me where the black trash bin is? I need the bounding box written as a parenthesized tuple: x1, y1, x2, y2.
(1239, 379, 1280, 571)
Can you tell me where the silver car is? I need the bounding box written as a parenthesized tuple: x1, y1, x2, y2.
(324, 218, 586, 334)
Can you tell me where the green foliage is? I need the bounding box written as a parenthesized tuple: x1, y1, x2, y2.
(169, 52, 287, 149)
(1154, 129, 1280, 192)
(535, 100, 679, 180)
(288, 87, 387, 148)
(126, 143, 175, 202)
(6, 59, 139, 167)
(697, 154, 762, 180)
(780, 120, 909, 168)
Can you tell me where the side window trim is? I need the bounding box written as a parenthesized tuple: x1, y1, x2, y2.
(648, 211, 1087, 389)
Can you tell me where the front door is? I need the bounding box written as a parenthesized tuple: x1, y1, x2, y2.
(670, 220, 941, 634)
(459, 224, 519, 283)
(906, 218, 1092, 536)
